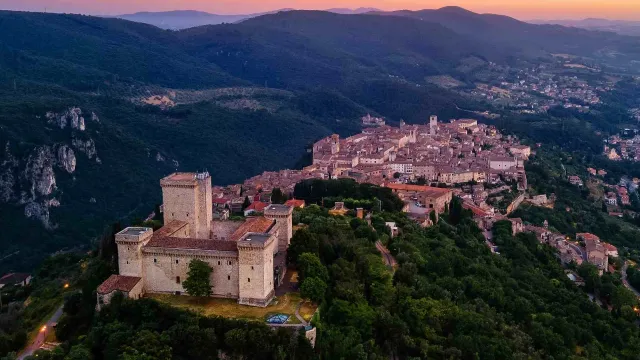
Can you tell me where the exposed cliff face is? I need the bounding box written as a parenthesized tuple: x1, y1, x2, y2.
(0, 107, 100, 229)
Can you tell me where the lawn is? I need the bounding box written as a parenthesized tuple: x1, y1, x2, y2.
(149, 292, 305, 322)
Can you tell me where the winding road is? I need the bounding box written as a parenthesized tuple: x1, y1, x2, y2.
(622, 262, 640, 299)
(17, 303, 64, 360)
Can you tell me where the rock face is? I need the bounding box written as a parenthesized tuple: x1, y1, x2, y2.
(0, 107, 100, 228)
(57, 145, 76, 173)
(46, 107, 86, 131)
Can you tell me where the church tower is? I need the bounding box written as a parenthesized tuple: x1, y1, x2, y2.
(429, 115, 438, 135)
(330, 134, 340, 154)
(160, 172, 212, 239)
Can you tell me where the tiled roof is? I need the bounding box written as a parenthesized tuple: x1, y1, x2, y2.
(284, 199, 305, 208)
(154, 220, 189, 237)
(145, 237, 238, 252)
(97, 275, 141, 294)
(246, 201, 268, 211)
(230, 217, 275, 241)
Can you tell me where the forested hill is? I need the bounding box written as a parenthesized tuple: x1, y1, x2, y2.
(0, 8, 639, 273)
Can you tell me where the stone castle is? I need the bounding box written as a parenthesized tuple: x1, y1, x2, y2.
(97, 172, 293, 308)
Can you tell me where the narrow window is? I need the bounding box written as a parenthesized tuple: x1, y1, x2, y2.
(248, 278, 251, 283)
(154, 258, 157, 263)
(176, 259, 179, 264)
(251, 266, 254, 270)
(126, 261, 129, 264)
(228, 275, 231, 280)
(218, 261, 221, 265)
(176, 276, 181, 284)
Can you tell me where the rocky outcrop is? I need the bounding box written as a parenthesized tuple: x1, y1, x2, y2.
(24, 146, 57, 198)
(57, 145, 76, 173)
(156, 153, 165, 162)
(0, 107, 101, 229)
(46, 107, 86, 131)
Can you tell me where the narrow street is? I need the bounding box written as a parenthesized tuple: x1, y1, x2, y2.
(18, 304, 64, 360)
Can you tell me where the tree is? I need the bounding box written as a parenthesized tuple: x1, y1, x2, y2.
(242, 196, 251, 211)
(182, 260, 213, 297)
(300, 277, 327, 303)
(271, 188, 288, 204)
(393, 172, 401, 179)
(287, 229, 319, 265)
(297, 253, 328, 282)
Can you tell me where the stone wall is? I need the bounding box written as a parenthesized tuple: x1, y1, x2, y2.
(142, 249, 240, 298)
(162, 185, 199, 238)
(116, 228, 153, 277)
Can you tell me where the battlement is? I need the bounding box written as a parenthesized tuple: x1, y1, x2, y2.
(116, 227, 153, 244)
(237, 232, 275, 249)
(264, 204, 293, 216)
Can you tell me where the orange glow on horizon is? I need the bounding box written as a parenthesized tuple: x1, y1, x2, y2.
(2, 0, 640, 20)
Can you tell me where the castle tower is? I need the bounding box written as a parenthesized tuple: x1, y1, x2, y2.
(160, 172, 212, 239)
(430, 115, 438, 135)
(237, 233, 276, 307)
(264, 204, 294, 253)
(330, 134, 340, 154)
(116, 227, 153, 277)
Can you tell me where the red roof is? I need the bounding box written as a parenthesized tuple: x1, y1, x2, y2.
(284, 199, 305, 208)
(245, 201, 268, 212)
(230, 217, 274, 241)
(97, 275, 142, 295)
(604, 243, 618, 252)
(212, 198, 230, 204)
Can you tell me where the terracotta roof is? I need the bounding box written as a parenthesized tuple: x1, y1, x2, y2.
(246, 201, 268, 212)
(577, 233, 600, 242)
(145, 237, 238, 252)
(97, 275, 141, 294)
(284, 199, 305, 208)
(154, 220, 189, 237)
(230, 217, 275, 241)
(604, 243, 618, 252)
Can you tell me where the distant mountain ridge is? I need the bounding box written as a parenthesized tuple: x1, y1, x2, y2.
(531, 18, 640, 36)
(114, 7, 380, 29)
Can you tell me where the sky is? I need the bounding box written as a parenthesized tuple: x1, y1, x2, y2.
(1, 0, 639, 20)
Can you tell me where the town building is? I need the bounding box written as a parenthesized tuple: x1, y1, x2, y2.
(0, 273, 32, 289)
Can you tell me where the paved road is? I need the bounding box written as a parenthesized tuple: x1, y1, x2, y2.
(376, 241, 397, 270)
(622, 262, 640, 298)
(18, 304, 64, 360)
(568, 242, 587, 262)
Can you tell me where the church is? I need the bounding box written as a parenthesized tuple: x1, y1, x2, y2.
(97, 172, 293, 309)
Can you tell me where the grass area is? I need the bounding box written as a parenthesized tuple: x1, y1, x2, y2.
(150, 292, 304, 322)
(298, 300, 318, 322)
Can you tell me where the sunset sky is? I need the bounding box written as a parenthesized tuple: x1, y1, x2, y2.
(1, 0, 639, 20)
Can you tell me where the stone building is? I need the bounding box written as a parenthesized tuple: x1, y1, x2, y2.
(98, 172, 293, 308)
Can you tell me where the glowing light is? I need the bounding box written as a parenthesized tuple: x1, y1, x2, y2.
(64, 283, 70, 289)
(40, 325, 47, 332)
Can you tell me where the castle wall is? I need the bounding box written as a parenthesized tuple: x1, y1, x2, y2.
(141, 249, 240, 298)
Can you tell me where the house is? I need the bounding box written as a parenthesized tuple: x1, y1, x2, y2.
(0, 273, 32, 289)
(96, 275, 143, 310)
(603, 243, 619, 257)
(244, 201, 268, 216)
(385, 222, 400, 238)
(604, 192, 618, 206)
(329, 202, 349, 216)
(509, 218, 524, 234)
(284, 199, 306, 209)
(587, 167, 597, 176)
(568, 176, 583, 187)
